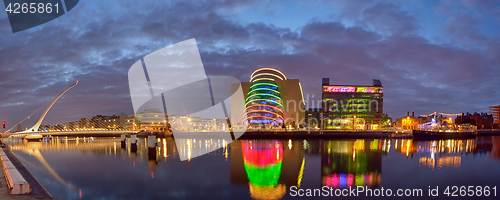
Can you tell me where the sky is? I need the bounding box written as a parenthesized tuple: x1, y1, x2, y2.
(0, 0, 499, 129)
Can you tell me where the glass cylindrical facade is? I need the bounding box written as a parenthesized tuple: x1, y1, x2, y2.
(244, 68, 285, 127)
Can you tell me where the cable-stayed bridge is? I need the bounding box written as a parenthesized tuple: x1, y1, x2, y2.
(3, 81, 135, 138)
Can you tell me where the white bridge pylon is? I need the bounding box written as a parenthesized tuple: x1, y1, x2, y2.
(20, 81, 79, 133)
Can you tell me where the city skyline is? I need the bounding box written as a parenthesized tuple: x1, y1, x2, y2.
(1, 0, 500, 128)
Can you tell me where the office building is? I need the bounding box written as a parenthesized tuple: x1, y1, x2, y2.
(489, 105, 500, 125)
(305, 108, 322, 129)
(321, 78, 383, 130)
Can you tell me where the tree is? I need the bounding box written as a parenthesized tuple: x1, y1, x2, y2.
(381, 113, 392, 127)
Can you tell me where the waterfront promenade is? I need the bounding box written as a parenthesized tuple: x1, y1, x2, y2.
(0, 143, 54, 200)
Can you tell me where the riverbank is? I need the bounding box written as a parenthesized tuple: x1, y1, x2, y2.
(170, 130, 401, 139)
(170, 129, 500, 140)
(0, 146, 53, 200)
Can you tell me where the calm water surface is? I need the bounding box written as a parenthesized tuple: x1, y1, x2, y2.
(4, 136, 500, 200)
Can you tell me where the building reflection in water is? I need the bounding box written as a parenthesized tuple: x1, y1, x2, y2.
(6, 136, 500, 199)
(7, 136, 180, 174)
(176, 138, 230, 161)
(395, 137, 498, 169)
(231, 140, 305, 200)
(321, 139, 386, 188)
(492, 137, 500, 159)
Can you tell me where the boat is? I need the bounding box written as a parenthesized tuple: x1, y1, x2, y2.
(24, 134, 43, 142)
(413, 123, 477, 139)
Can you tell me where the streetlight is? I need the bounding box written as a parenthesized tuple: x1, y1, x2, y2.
(353, 116, 357, 131)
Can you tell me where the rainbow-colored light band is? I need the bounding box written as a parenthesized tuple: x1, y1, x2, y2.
(245, 68, 285, 125)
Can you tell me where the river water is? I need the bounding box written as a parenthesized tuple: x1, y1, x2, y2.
(4, 136, 500, 199)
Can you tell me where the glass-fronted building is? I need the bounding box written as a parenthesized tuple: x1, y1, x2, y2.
(231, 68, 305, 130)
(321, 78, 383, 130)
(244, 68, 286, 128)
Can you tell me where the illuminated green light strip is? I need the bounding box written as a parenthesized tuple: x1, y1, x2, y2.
(246, 93, 282, 101)
(245, 99, 283, 107)
(250, 83, 278, 88)
(248, 88, 281, 94)
(244, 162, 282, 187)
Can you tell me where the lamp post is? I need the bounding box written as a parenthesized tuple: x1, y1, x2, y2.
(353, 116, 357, 131)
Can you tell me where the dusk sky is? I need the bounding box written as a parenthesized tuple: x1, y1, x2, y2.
(1, 0, 500, 129)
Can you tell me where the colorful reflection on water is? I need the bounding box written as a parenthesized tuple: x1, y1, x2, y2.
(3, 136, 500, 200)
(321, 139, 383, 188)
(241, 141, 285, 200)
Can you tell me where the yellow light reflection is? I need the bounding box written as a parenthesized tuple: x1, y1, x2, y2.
(297, 157, 305, 188)
(163, 138, 167, 159)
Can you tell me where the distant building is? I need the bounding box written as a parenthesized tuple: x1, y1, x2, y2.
(16, 124, 21, 132)
(125, 116, 138, 130)
(305, 108, 322, 129)
(168, 115, 228, 132)
(321, 78, 383, 130)
(396, 112, 425, 130)
(489, 105, 500, 125)
(136, 108, 168, 131)
(456, 112, 494, 129)
(90, 115, 105, 129)
(119, 114, 128, 129)
(64, 121, 79, 130)
(79, 118, 90, 129)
